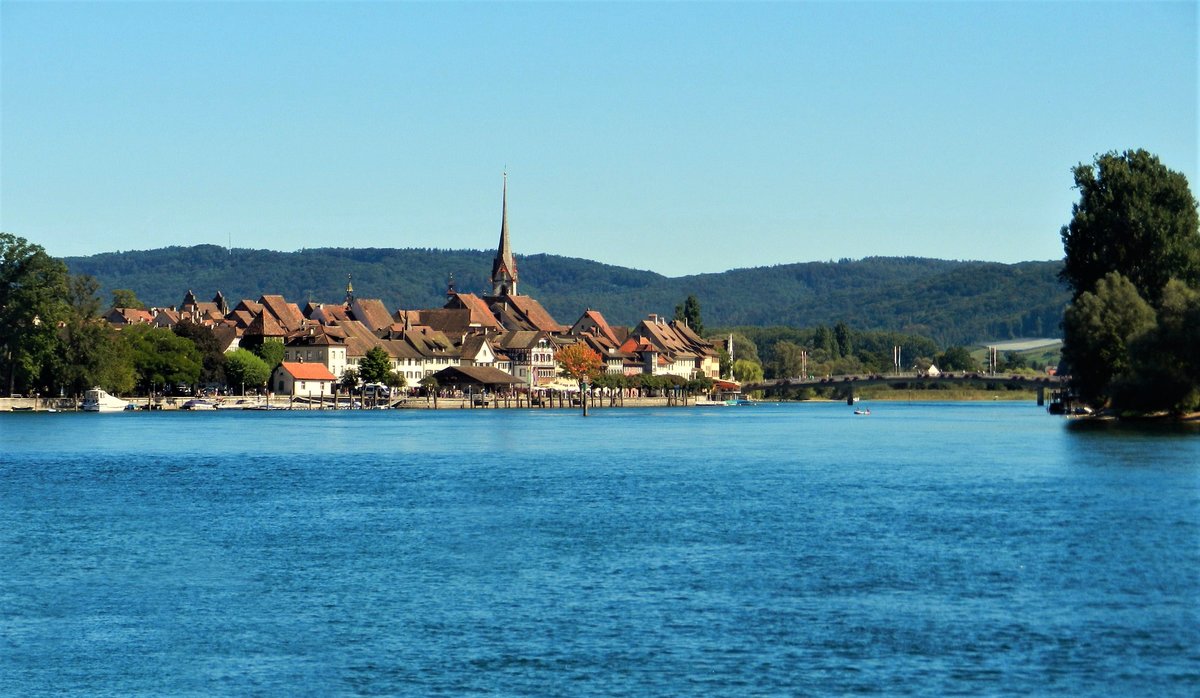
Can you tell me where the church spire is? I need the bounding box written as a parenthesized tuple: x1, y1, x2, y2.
(491, 172, 518, 296)
(345, 274, 354, 305)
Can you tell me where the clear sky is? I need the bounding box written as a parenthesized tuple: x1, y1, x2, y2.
(2, 1, 1195, 277)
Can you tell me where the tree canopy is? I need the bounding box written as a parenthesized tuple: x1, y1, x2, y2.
(1060, 149, 1200, 306)
(358, 346, 392, 384)
(1, 233, 70, 395)
(224, 349, 271, 394)
(556, 343, 604, 384)
(674, 294, 704, 335)
(1059, 150, 1200, 413)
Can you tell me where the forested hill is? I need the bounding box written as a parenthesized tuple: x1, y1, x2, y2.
(65, 245, 1068, 345)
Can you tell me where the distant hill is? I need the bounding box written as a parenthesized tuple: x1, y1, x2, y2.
(64, 245, 1068, 346)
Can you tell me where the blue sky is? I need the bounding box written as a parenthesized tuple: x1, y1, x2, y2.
(2, 1, 1195, 277)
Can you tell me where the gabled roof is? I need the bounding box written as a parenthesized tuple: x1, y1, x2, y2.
(334, 319, 388, 357)
(279, 361, 336, 381)
(245, 309, 286, 337)
(259, 295, 305, 333)
(571, 309, 619, 344)
(459, 335, 494, 361)
(152, 308, 180, 327)
(496, 330, 546, 351)
(286, 324, 347, 347)
(105, 307, 154, 325)
(445, 293, 505, 330)
(487, 294, 566, 333)
(349, 298, 394, 332)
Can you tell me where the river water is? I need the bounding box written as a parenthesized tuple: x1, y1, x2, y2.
(1, 402, 1197, 696)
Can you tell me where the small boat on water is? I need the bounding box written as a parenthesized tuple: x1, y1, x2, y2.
(180, 399, 217, 410)
(82, 388, 130, 413)
(854, 408, 871, 416)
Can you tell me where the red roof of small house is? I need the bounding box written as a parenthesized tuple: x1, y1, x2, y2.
(279, 362, 336, 381)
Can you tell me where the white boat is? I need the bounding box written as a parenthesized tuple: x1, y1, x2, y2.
(82, 388, 130, 413)
(181, 399, 217, 410)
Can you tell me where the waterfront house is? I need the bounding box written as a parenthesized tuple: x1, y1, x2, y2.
(273, 361, 336, 399)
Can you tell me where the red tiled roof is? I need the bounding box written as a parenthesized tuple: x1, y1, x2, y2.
(280, 362, 336, 381)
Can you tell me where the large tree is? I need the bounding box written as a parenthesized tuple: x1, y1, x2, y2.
(0, 234, 70, 395)
(1060, 149, 1200, 306)
(122, 324, 202, 393)
(358, 346, 392, 384)
(556, 343, 604, 384)
(223, 349, 271, 395)
(57, 274, 135, 396)
(1061, 272, 1157, 407)
(173, 319, 226, 386)
(674, 294, 704, 335)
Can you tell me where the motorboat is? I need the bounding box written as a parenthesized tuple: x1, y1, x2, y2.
(854, 408, 871, 416)
(82, 388, 130, 413)
(180, 399, 217, 410)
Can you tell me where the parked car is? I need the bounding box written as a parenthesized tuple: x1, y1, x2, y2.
(363, 383, 390, 399)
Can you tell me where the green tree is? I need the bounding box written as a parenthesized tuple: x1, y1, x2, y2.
(110, 289, 145, 309)
(731, 358, 764, 384)
(122, 324, 203, 393)
(385, 370, 407, 391)
(834, 321, 853, 358)
(223, 348, 271, 395)
(1116, 280, 1200, 413)
(58, 275, 134, 396)
(340, 368, 361, 392)
(0, 234, 69, 395)
(358, 346, 392, 384)
(173, 320, 226, 386)
(730, 332, 760, 365)
(1060, 149, 1200, 306)
(936, 346, 979, 372)
(995, 351, 1028, 372)
(1061, 272, 1157, 407)
(770, 340, 807, 379)
(252, 339, 285, 371)
(813, 325, 837, 357)
(674, 294, 704, 335)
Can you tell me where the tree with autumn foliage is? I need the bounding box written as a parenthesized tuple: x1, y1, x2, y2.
(556, 343, 604, 385)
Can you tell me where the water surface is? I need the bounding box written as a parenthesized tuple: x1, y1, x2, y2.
(2, 403, 1197, 695)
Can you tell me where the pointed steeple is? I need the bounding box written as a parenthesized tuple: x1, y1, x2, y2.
(491, 172, 518, 296)
(345, 274, 354, 305)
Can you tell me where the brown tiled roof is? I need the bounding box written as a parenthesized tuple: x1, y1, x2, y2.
(575, 309, 619, 344)
(493, 295, 566, 333)
(308, 304, 353, 325)
(245, 309, 286, 337)
(446, 293, 505, 330)
(152, 308, 180, 327)
(259, 295, 305, 332)
(286, 324, 347, 347)
(350, 298, 394, 332)
(334, 319, 387, 357)
(496, 330, 545, 351)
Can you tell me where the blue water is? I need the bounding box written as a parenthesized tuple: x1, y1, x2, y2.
(1, 402, 1197, 696)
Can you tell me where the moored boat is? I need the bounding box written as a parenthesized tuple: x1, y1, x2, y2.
(82, 388, 130, 413)
(181, 399, 217, 410)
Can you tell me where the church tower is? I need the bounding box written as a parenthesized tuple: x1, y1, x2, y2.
(490, 173, 518, 296)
